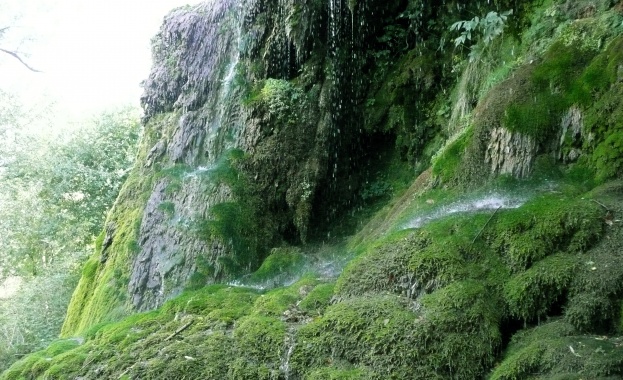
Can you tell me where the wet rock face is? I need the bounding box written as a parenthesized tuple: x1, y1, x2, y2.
(141, 1, 240, 116)
(128, 1, 244, 310)
(558, 106, 584, 163)
(126, 0, 367, 310)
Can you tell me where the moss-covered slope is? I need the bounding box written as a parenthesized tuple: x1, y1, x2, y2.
(4, 182, 623, 379)
(6, 0, 623, 378)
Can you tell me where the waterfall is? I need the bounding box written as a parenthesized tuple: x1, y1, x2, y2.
(129, 0, 247, 310)
(120, 0, 373, 311)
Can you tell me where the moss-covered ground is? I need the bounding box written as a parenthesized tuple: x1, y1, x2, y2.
(5, 179, 622, 380)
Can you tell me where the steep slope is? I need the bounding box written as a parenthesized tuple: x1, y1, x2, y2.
(4, 0, 623, 379)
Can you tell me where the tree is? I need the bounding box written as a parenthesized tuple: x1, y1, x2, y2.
(0, 106, 141, 277)
(0, 106, 141, 371)
(0, 1, 41, 73)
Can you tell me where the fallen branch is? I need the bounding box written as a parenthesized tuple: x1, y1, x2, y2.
(472, 206, 501, 244)
(591, 199, 610, 212)
(164, 320, 194, 341)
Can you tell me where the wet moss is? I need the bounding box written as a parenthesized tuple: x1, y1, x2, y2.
(305, 366, 373, 379)
(331, 188, 607, 378)
(60, 113, 172, 337)
(488, 194, 604, 273)
(0, 339, 81, 379)
(564, 182, 623, 333)
(245, 246, 306, 285)
(459, 13, 623, 185)
(490, 320, 623, 380)
(242, 78, 323, 244)
(582, 46, 623, 182)
(504, 253, 578, 322)
(290, 295, 420, 379)
(364, 47, 442, 164)
(7, 3, 623, 380)
(160, 285, 260, 323)
(230, 315, 285, 378)
(252, 276, 319, 317)
(431, 127, 473, 184)
(335, 230, 430, 297)
(298, 282, 335, 316)
(416, 280, 503, 379)
(61, 205, 144, 336)
(193, 149, 277, 278)
(4, 184, 618, 380)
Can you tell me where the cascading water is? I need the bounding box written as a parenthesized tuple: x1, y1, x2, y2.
(279, 328, 297, 380)
(403, 192, 526, 230)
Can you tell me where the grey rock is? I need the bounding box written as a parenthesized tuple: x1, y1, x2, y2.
(486, 127, 537, 178)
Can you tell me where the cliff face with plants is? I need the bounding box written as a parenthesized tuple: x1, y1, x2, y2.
(4, 0, 623, 379)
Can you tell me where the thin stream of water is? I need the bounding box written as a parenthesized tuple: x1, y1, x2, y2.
(403, 193, 526, 230)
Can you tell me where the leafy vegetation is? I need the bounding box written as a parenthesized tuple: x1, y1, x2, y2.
(0, 107, 141, 371)
(451, 10, 513, 62)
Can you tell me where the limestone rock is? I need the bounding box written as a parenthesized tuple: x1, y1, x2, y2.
(485, 127, 537, 178)
(558, 106, 584, 163)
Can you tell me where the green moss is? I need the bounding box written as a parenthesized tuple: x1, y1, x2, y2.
(60, 111, 167, 336)
(584, 81, 623, 182)
(306, 366, 373, 379)
(193, 149, 275, 278)
(43, 340, 80, 356)
(256, 79, 305, 124)
(241, 76, 325, 244)
(461, 18, 622, 185)
(290, 295, 420, 379)
(490, 320, 623, 380)
(42, 350, 88, 379)
(503, 91, 566, 141)
(580, 36, 623, 93)
(364, 47, 441, 164)
(431, 127, 473, 184)
(9, 4, 623, 379)
(0, 339, 81, 379)
(252, 276, 319, 317)
(298, 283, 335, 316)
(489, 194, 604, 273)
(417, 280, 503, 378)
(335, 231, 430, 297)
(186, 254, 215, 290)
(504, 254, 578, 322)
(157, 201, 175, 216)
(565, 182, 623, 332)
(246, 246, 306, 284)
(405, 212, 492, 293)
(5, 183, 619, 380)
(158, 163, 192, 194)
(161, 285, 260, 324)
(592, 131, 623, 182)
(230, 315, 285, 378)
(500, 41, 597, 141)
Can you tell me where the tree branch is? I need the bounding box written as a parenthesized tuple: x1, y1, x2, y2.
(0, 48, 41, 72)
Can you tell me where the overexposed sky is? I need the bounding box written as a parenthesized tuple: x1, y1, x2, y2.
(0, 0, 198, 120)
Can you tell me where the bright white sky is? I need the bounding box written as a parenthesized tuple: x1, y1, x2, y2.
(0, 0, 199, 121)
